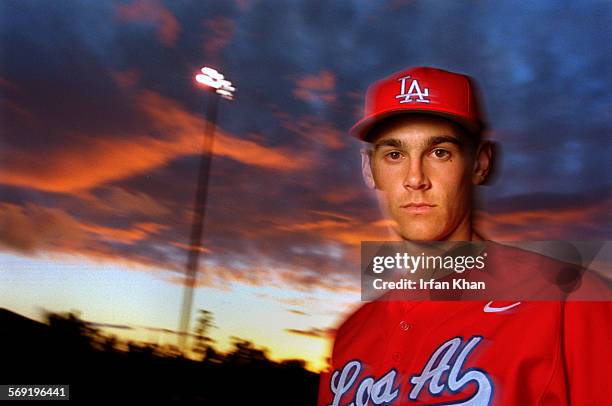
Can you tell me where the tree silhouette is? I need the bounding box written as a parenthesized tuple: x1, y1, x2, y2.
(226, 337, 270, 365)
(2, 307, 319, 402)
(46, 310, 100, 353)
(280, 359, 307, 369)
(192, 309, 216, 360)
(102, 334, 118, 352)
(203, 345, 222, 363)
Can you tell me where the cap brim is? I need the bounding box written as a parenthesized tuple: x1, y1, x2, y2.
(349, 108, 482, 142)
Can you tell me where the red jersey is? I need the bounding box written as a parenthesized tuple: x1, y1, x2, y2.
(318, 244, 611, 405)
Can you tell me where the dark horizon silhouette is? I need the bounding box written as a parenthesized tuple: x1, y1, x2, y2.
(1, 307, 319, 403)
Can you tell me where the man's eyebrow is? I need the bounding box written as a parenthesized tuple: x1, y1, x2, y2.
(372, 135, 464, 150)
(426, 135, 464, 148)
(372, 138, 404, 150)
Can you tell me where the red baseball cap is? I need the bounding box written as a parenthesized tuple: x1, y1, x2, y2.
(349, 66, 487, 141)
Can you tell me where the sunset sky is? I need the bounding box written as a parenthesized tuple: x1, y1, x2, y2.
(1, 0, 611, 372)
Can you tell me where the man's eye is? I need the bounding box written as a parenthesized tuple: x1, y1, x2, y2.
(385, 151, 403, 161)
(432, 149, 450, 159)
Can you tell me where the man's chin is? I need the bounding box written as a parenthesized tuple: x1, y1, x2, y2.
(395, 224, 446, 242)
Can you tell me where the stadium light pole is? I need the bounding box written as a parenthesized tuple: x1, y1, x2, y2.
(179, 67, 235, 353)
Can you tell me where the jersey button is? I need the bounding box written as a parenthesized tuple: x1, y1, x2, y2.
(399, 320, 410, 331)
(392, 352, 401, 362)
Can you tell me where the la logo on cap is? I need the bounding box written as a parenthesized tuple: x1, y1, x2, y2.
(349, 66, 487, 141)
(396, 76, 430, 104)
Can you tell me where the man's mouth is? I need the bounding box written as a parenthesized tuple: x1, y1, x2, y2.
(400, 203, 436, 214)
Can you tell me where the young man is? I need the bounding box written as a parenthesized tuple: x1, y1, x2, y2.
(317, 67, 611, 405)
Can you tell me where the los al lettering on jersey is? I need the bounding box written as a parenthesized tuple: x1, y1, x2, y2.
(317, 243, 612, 405)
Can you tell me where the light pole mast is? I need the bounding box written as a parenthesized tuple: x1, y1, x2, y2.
(179, 67, 235, 353)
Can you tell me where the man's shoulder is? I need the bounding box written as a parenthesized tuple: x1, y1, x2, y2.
(485, 241, 611, 300)
(334, 300, 387, 338)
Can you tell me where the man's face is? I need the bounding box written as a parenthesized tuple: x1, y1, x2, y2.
(363, 115, 482, 241)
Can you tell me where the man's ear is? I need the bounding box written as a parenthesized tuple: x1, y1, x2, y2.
(472, 140, 495, 185)
(361, 148, 376, 189)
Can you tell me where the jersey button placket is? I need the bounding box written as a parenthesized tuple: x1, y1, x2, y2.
(389, 321, 410, 366)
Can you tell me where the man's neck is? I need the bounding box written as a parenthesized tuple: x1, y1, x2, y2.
(444, 213, 477, 241)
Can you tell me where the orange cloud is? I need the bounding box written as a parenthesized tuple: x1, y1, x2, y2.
(116, 0, 180, 46)
(0, 90, 311, 193)
(293, 70, 337, 104)
(0, 202, 146, 263)
(137, 90, 313, 171)
(92, 186, 170, 217)
(285, 327, 336, 339)
(0, 132, 178, 193)
(80, 221, 166, 244)
(0, 201, 171, 271)
(78, 186, 170, 217)
(277, 213, 396, 246)
(321, 185, 366, 204)
(308, 210, 354, 222)
(476, 197, 612, 240)
(0, 202, 88, 254)
(169, 241, 211, 254)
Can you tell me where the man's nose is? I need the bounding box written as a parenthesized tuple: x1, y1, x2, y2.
(403, 158, 430, 190)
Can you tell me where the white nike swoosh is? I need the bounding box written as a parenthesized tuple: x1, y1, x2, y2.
(483, 301, 521, 313)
